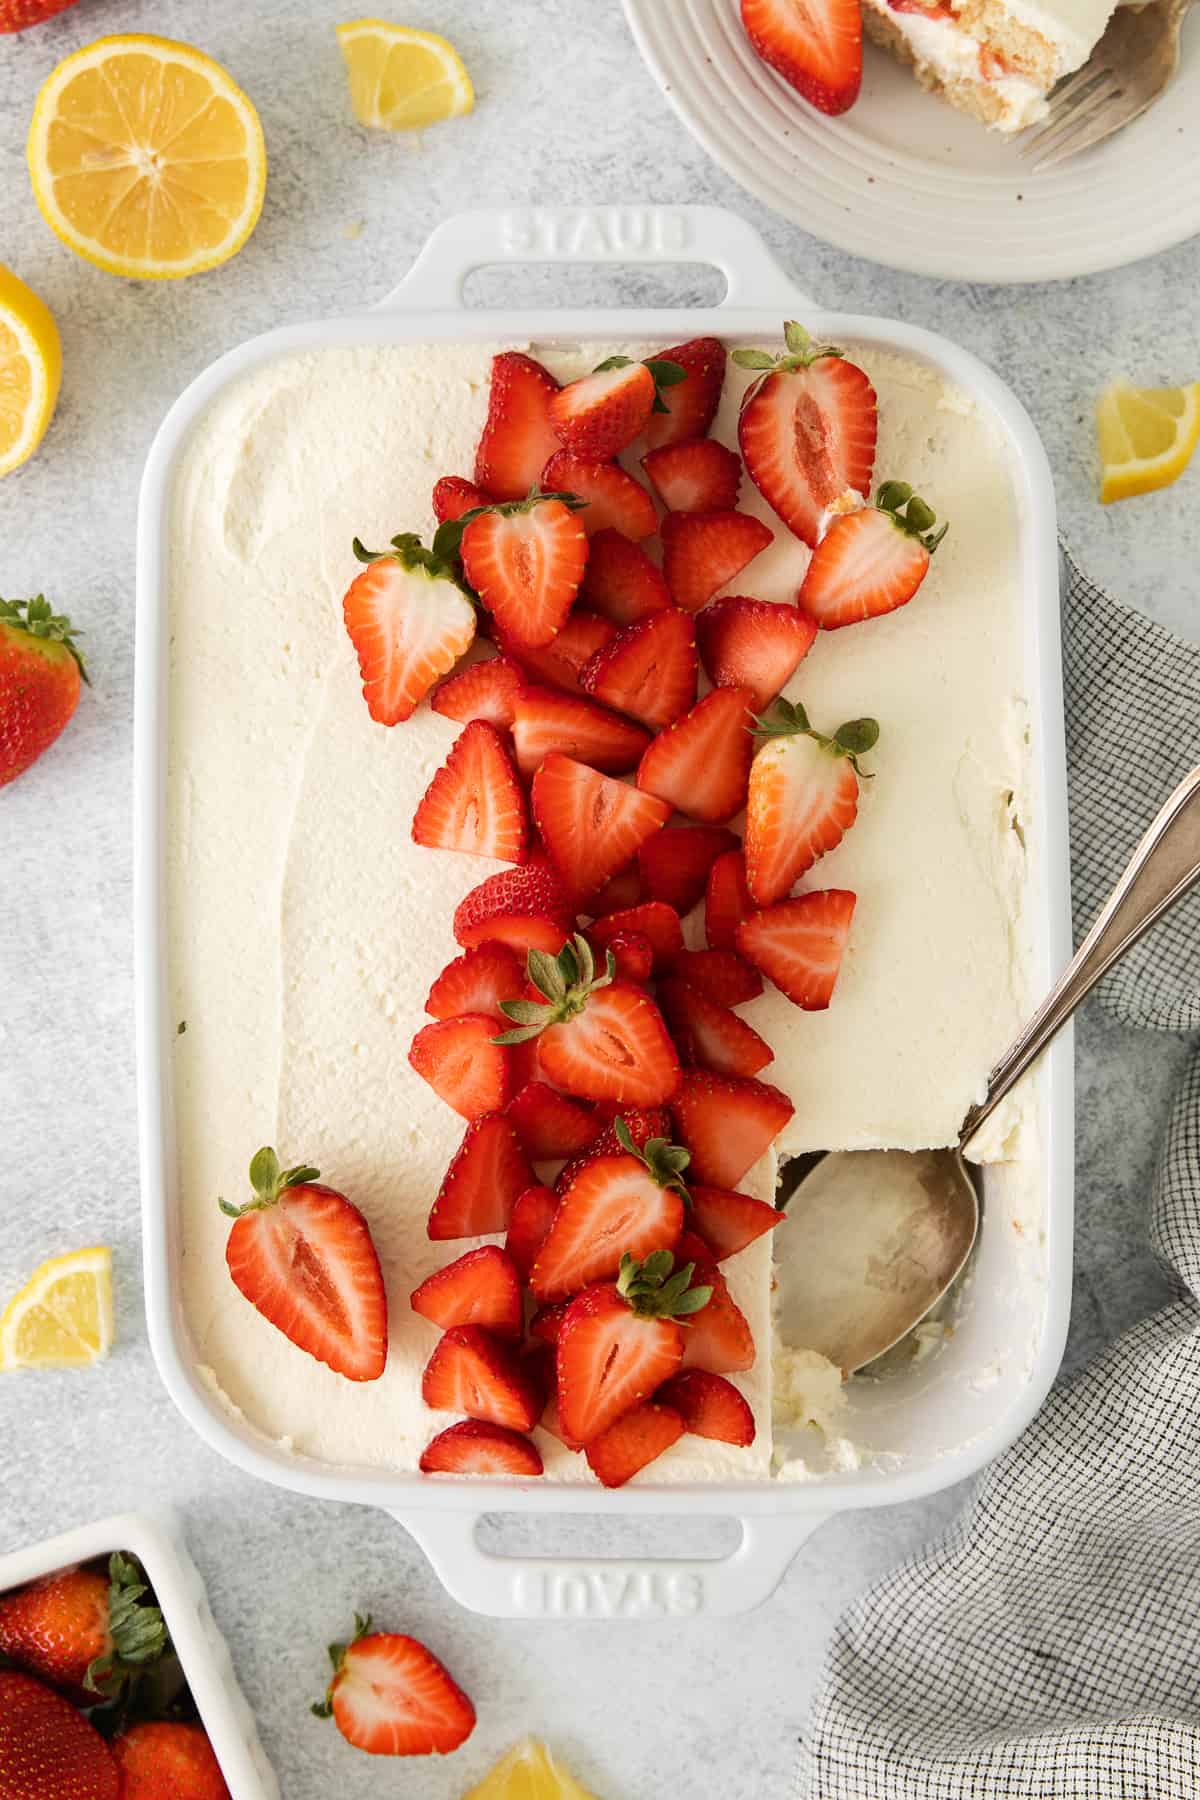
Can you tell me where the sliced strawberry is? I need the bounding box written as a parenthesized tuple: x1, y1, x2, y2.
(506, 1083, 600, 1161)
(586, 1400, 685, 1487)
(453, 856, 573, 954)
(431, 654, 526, 730)
(657, 978, 773, 1078)
(668, 948, 763, 1006)
(531, 1130, 689, 1303)
(542, 450, 658, 540)
(425, 941, 525, 1023)
(549, 359, 657, 460)
(411, 719, 528, 863)
(532, 752, 670, 901)
(419, 1418, 543, 1477)
(587, 901, 685, 973)
(343, 539, 476, 726)
(704, 849, 754, 952)
(643, 337, 726, 451)
(556, 1105, 674, 1193)
(505, 1184, 561, 1278)
(797, 484, 946, 628)
(556, 1253, 711, 1445)
(427, 1112, 534, 1239)
(733, 324, 877, 545)
(579, 606, 698, 732)
(511, 687, 649, 780)
(409, 1015, 514, 1120)
(744, 699, 876, 905)
(741, 0, 862, 113)
(636, 686, 755, 824)
(689, 1182, 783, 1262)
(675, 1232, 756, 1374)
(587, 860, 645, 917)
(498, 610, 615, 696)
(315, 1620, 475, 1757)
(529, 1300, 570, 1346)
(660, 511, 773, 613)
(695, 596, 818, 714)
(410, 1245, 523, 1339)
(638, 824, 739, 916)
(475, 350, 561, 502)
(223, 1150, 387, 1382)
(599, 929, 654, 984)
(670, 1071, 794, 1187)
(432, 475, 487, 523)
(578, 529, 671, 626)
(656, 1369, 756, 1444)
(736, 889, 856, 1009)
(461, 495, 588, 650)
(642, 439, 742, 514)
(422, 1325, 541, 1431)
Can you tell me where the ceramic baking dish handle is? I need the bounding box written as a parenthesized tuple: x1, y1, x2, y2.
(390, 1508, 829, 1618)
(377, 205, 812, 314)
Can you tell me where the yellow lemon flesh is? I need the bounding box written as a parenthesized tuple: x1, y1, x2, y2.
(27, 35, 266, 281)
(0, 1248, 114, 1371)
(462, 1740, 599, 1800)
(1096, 379, 1200, 503)
(0, 265, 61, 478)
(336, 20, 474, 131)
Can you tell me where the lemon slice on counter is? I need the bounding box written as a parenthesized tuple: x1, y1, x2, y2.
(0, 1248, 114, 1371)
(0, 264, 61, 479)
(1096, 379, 1200, 503)
(462, 1740, 599, 1800)
(27, 35, 266, 281)
(336, 20, 474, 131)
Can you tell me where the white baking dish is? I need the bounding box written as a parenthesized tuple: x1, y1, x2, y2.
(0, 1512, 278, 1798)
(135, 205, 1073, 1618)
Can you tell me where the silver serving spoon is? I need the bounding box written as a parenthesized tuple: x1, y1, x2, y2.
(774, 766, 1200, 1374)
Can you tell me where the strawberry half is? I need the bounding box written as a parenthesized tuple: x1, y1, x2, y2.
(586, 1400, 685, 1487)
(578, 529, 671, 626)
(541, 450, 658, 540)
(313, 1618, 475, 1757)
(744, 698, 878, 906)
(505, 1184, 561, 1278)
(636, 686, 755, 824)
(639, 824, 740, 916)
(736, 889, 857, 1009)
(431, 653, 525, 730)
(657, 978, 774, 1078)
(432, 475, 486, 523)
(532, 752, 670, 901)
(733, 322, 877, 546)
(506, 1082, 600, 1161)
(343, 535, 475, 726)
(411, 719, 528, 862)
(741, 0, 863, 114)
(475, 350, 561, 501)
(549, 355, 685, 460)
(410, 1245, 523, 1339)
(409, 1015, 515, 1119)
(422, 1324, 542, 1431)
(529, 1300, 570, 1346)
(531, 1119, 689, 1303)
(705, 849, 755, 951)
(695, 595, 818, 714)
(587, 901, 685, 973)
(797, 482, 948, 628)
(657, 1369, 756, 1444)
(579, 606, 698, 732)
(419, 1419, 543, 1477)
(222, 1148, 387, 1381)
(670, 1071, 794, 1187)
(688, 1184, 783, 1262)
(643, 336, 726, 451)
(660, 510, 774, 613)
(675, 1232, 756, 1374)
(427, 1113, 533, 1239)
(642, 439, 742, 513)
(425, 941, 524, 1022)
(498, 609, 616, 696)
(460, 493, 588, 650)
(511, 686, 649, 780)
(453, 856, 573, 954)
(601, 928, 655, 983)
(669, 947, 763, 1006)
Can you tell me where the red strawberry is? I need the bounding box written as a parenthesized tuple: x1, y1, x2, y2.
(419, 1419, 543, 1477)
(410, 1245, 523, 1339)
(587, 901, 684, 973)
(506, 1084, 600, 1161)
(549, 358, 664, 460)
(475, 350, 560, 501)
(497, 934, 680, 1108)
(586, 1401, 685, 1487)
(557, 1104, 673, 1188)
(671, 1071, 794, 1187)
(1, 1, 86, 34)
(705, 849, 754, 951)
(657, 978, 773, 1078)
(587, 860, 645, 916)
(531, 1122, 689, 1303)
(736, 889, 856, 1009)
(426, 941, 524, 1023)
(599, 929, 654, 984)
(555, 1252, 711, 1445)
(0, 597, 87, 790)
(642, 439, 742, 513)
(744, 699, 877, 905)
(579, 606, 698, 732)
(656, 1370, 756, 1444)
(639, 824, 739, 916)
(733, 323, 877, 545)
(511, 687, 649, 780)
(453, 857, 573, 954)
(422, 1324, 542, 1431)
(669, 947, 763, 1006)
(675, 1232, 756, 1374)
(741, 0, 862, 113)
(222, 1149, 387, 1381)
(409, 1015, 515, 1119)
(532, 752, 670, 900)
(0, 1670, 119, 1800)
(541, 450, 657, 540)
(578, 529, 671, 626)
(111, 1724, 229, 1800)
(797, 484, 947, 628)
(660, 510, 773, 613)
(342, 539, 476, 726)
(636, 686, 755, 824)
(688, 1183, 783, 1262)
(461, 494, 588, 650)
(529, 1300, 570, 1346)
(505, 1184, 561, 1277)
(411, 719, 528, 863)
(431, 654, 525, 730)
(0, 1554, 164, 1705)
(427, 1113, 533, 1239)
(695, 596, 818, 714)
(432, 475, 486, 523)
(313, 1617, 475, 1757)
(643, 337, 725, 451)
(498, 610, 615, 696)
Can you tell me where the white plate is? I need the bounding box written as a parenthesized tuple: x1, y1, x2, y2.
(624, 0, 1200, 282)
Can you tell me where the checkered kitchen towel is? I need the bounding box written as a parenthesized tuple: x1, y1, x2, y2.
(797, 547, 1200, 1799)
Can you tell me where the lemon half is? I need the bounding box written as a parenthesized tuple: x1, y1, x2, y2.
(0, 1248, 114, 1371)
(463, 1740, 599, 1800)
(336, 20, 474, 131)
(0, 265, 61, 478)
(1096, 379, 1200, 503)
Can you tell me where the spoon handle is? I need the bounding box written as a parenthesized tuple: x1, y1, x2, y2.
(961, 765, 1200, 1148)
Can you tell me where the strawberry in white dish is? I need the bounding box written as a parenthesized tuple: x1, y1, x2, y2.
(636, 686, 756, 824)
(532, 752, 671, 901)
(657, 1369, 757, 1445)
(579, 606, 698, 731)
(511, 686, 649, 779)
(497, 608, 616, 696)
(695, 595, 818, 715)
(420, 1419, 543, 1476)
(531, 1116, 689, 1303)
(643, 336, 726, 449)
(410, 1244, 523, 1339)
(422, 1324, 542, 1432)
(799, 481, 948, 628)
(342, 534, 475, 725)
(549, 354, 685, 459)
(430, 654, 525, 729)
(737, 890, 858, 1009)
(541, 450, 658, 540)
(427, 1113, 533, 1239)
(411, 719, 527, 862)
(586, 1401, 686, 1488)
(641, 438, 742, 513)
(744, 698, 878, 907)
(475, 351, 560, 501)
(577, 528, 671, 625)
(660, 509, 774, 612)
(457, 491, 588, 649)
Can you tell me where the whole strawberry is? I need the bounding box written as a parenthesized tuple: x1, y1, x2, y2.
(0, 595, 88, 787)
(0, 1670, 119, 1800)
(0, 0, 80, 30)
(113, 1723, 230, 1800)
(0, 1552, 165, 1705)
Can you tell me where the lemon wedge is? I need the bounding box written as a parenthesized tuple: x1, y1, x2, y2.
(336, 20, 474, 131)
(27, 35, 266, 281)
(0, 264, 61, 479)
(0, 1248, 114, 1371)
(462, 1741, 599, 1800)
(1096, 379, 1200, 503)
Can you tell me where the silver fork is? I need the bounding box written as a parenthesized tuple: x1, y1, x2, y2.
(1019, 0, 1194, 169)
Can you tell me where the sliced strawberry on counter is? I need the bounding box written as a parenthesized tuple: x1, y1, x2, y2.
(422, 1324, 542, 1431)
(432, 474, 487, 523)
(549, 354, 686, 460)
(587, 901, 685, 973)
(460, 492, 588, 650)
(638, 824, 739, 916)
(221, 1148, 387, 1381)
(511, 686, 649, 780)
(505, 1184, 561, 1278)
(431, 653, 526, 730)
(695, 595, 818, 714)
(671, 1071, 794, 1187)
(740, 0, 862, 113)
(420, 1418, 543, 1477)
(744, 698, 877, 905)
(427, 1113, 533, 1239)
(579, 606, 698, 732)
(541, 450, 658, 540)
(657, 1369, 756, 1444)
(657, 978, 774, 1078)
(797, 482, 948, 628)
(600, 929, 655, 984)
(532, 752, 670, 901)
(642, 439, 742, 513)
(669, 947, 763, 1006)
(410, 1245, 523, 1340)
(660, 510, 773, 613)
(578, 529, 671, 626)
(506, 1083, 600, 1161)
(587, 859, 645, 917)
(636, 686, 755, 824)
(425, 941, 525, 1023)
(498, 609, 616, 696)
(475, 350, 561, 502)
(409, 1014, 515, 1120)
(643, 336, 725, 451)
(675, 1232, 756, 1374)
(736, 889, 857, 1009)
(704, 849, 754, 952)
(531, 1119, 689, 1303)
(586, 1400, 686, 1487)
(688, 1184, 783, 1262)
(530, 1300, 571, 1346)
(411, 719, 528, 863)
(453, 856, 573, 954)
(343, 535, 476, 726)
(733, 322, 877, 545)
(313, 1617, 476, 1757)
